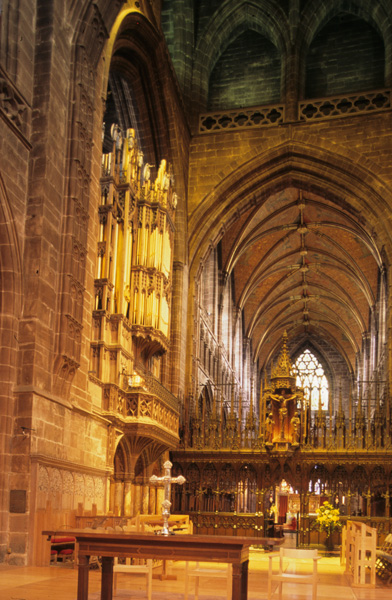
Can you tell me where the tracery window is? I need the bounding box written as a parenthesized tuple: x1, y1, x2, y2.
(294, 350, 329, 411)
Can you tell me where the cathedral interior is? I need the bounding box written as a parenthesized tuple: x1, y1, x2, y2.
(1, 0, 392, 568)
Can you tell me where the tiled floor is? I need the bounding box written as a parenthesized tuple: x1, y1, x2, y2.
(0, 551, 391, 600)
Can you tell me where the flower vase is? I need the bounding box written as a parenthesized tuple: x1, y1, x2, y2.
(325, 534, 334, 552)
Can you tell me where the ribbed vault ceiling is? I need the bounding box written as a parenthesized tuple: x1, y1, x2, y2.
(219, 186, 382, 372)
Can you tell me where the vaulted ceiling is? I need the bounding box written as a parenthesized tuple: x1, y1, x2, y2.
(219, 186, 382, 372)
(109, 1, 389, 384)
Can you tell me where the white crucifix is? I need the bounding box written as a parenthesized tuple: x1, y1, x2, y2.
(149, 460, 186, 535)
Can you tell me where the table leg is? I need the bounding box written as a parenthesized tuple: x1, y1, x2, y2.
(232, 560, 249, 600)
(77, 554, 90, 600)
(153, 558, 176, 580)
(241, 560, 249, 600)
(101, 556, 114, 600)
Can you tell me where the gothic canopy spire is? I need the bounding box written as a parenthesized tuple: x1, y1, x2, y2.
(271, 331, 296, 392)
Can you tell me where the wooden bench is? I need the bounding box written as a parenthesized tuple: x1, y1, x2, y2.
(50, 535, 76, 563)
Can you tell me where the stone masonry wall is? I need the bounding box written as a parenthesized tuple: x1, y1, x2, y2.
(306, 14, 385, 98)
(188, 111, 392, 219)
(208, 30, 281, 110)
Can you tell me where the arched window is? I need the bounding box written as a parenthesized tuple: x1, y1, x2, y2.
(294, 350, 329, 411)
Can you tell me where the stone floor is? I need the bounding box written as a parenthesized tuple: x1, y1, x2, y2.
(0, 550, 391, 600)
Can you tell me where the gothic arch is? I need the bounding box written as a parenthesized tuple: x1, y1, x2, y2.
(50, 2, 187, 402)
(189, 141, 392, 274)
(291, 341, 334, 393)
(113, 438, 128, 480)
(258, 324, 356, 375)
(371, 465, 387, 493)
(197, 381, 214, 417)
(106, 12, 172, 165)
(331, 465, 349, 493)
(161, 0, 194, 95)
(219, 463, 236, 492)
(291, 338, 354, 411)
(191, 0, 289, 111)
(186, 140, 392, 393)
(297, 0, 392, 88)
(350, 464, 368, 493)
(308, 464, 330, 494)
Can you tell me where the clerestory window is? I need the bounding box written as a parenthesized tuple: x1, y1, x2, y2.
(294, 350, 329, 411)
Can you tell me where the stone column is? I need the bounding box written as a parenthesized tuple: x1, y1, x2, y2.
(148, 485, 156, 514)
(141, 483, 149, 514)
(114, 481, 123, 515)
(123, 481, 132, 515)
(134, 484, 141, 515)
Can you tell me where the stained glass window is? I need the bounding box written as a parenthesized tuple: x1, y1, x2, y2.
(294, 349, 329, 410)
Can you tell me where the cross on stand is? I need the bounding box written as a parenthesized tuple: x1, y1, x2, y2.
(149, 460, 186, 535)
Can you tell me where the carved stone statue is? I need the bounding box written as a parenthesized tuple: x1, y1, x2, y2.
(265, 412, 274, 444)
(271, 389, 296, 441)
(291, 411, 300, 445)
(262, 331, 303, 444)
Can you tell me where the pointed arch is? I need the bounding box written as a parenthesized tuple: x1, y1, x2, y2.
(189, 140, 392, 274)
(293, 348, 329, 410)
(191, 0, 289, 110)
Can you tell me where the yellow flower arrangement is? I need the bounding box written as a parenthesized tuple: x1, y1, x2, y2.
(312, 501, 342, 537)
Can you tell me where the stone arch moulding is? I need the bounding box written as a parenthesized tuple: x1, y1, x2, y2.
(0, 170, 22, 435)
(186, 140, 392, 396)
(191, 0, 289, 111)
(188, 140, 392, 279)
(0, 172, 23, 318)
(297, 0, 392, 87)
(101, 10, 173, 166)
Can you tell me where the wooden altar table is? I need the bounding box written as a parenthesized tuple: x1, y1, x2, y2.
(43, 530, 259, 600)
